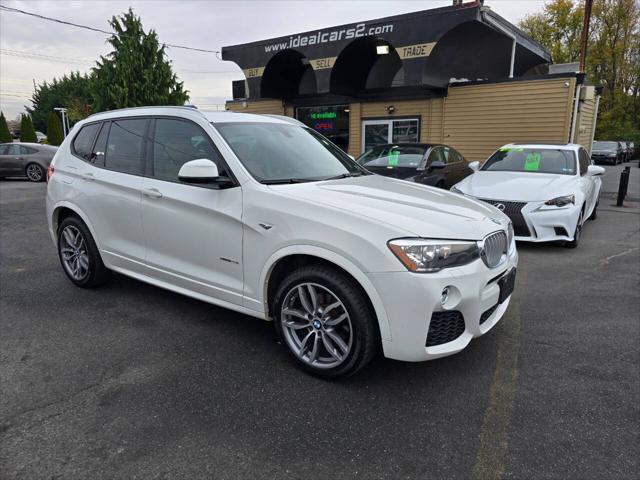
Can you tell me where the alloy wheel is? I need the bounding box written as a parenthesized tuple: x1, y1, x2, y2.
(59, 225, 90, 281)
(280, 282, 353, 369)
(26, 164, 43, 182)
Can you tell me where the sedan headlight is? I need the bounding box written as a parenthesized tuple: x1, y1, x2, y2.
(544, 194, 575, 207)
(388, 239, 479, 273)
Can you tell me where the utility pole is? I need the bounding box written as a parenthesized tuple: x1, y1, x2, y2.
(579, 0, 594, 73)
(54, 107, 68, 137)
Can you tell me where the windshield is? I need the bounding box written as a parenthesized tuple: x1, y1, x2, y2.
(215, 122, 365, 183)
(357, 145, 427, 168)
(482, 148, 576, 175)
(593, 141, 618, 150)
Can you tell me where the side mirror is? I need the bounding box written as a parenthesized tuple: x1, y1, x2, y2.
(178, 159, 223, 184)
(468, 161, 480, 171)
(587, 165, 605, 176)
(429, 160, 446, 170)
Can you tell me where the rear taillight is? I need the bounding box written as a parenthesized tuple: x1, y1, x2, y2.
(47, 164, 54, 182)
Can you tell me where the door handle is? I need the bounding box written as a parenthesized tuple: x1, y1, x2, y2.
(142, 188, 163, 199)
(80, 172, 95, 181)
(16, 157, 24, 161)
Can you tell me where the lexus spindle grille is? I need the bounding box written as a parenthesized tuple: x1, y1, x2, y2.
(480, 231, 508, 268)
(479, 199, 531, 237)
(426, 311, 465, 347)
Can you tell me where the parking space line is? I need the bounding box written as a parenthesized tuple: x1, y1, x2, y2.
(472, 265, 526, 480)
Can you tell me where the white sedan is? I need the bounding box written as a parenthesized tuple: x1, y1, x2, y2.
(452, 143, 604, 248)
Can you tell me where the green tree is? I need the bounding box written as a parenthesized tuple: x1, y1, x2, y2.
(520, 0, 640, 143)
(0, 111, 12, 143)
(28, 72, 93, 132)
(91, 8, 189, 111)
(46, 112, 64, 146)
(20, 114, 37, 143)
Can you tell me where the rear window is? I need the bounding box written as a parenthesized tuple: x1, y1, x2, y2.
(357, 145, 427, 168)
(593, 141, 618, 149)
(72, 123, 101, 161)
(482, 148, 576, 175)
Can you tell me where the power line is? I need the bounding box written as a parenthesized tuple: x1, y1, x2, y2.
(0, 5, 220, 54)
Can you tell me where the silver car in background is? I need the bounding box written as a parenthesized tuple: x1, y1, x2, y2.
(0, 142, 57, 182)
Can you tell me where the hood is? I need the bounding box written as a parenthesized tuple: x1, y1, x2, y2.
(454, 171, 576, 202)
(269, 174, 508, 240)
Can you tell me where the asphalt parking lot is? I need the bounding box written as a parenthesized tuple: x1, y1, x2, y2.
(1, 162, 638, 479)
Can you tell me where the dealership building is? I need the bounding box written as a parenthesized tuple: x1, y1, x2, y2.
(222, 1, 600, 160)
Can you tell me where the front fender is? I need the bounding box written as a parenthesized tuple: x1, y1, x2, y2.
(259, 245, 392, 341)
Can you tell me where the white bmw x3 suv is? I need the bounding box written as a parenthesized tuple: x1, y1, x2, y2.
(46, 107, 517, 377)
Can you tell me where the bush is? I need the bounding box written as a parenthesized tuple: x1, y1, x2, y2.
(0, 111, 12, 143)
(20, 115, 38, 143)
(46, 112, 64, 146)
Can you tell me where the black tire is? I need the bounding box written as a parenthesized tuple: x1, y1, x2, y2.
(589, 199, 598, 220)
(565, 208, 584, 249)
(25, 163, 44, 182)
(57, 215, 111, 288)
(435, 181, 445, 189)
(272, 264, 378, 378)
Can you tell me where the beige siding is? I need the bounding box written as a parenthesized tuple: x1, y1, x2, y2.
(443, 78, 576, 161)
(225, 100, 284, 115)
(348, 102, 363, 157)
(574, 97, 596, 152)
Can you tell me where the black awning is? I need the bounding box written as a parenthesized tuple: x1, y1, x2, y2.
(221, 2, 551, 100)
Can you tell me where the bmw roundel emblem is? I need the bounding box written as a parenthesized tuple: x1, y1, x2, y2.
(313, 319, 322, 329)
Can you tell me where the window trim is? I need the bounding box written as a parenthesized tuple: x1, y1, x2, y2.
(147, 116, 239, 188)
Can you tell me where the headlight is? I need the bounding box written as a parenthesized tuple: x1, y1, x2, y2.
(544, 194, 575, 207)
(388, 239, 479, 273)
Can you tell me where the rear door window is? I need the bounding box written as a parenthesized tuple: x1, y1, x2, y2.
(104, 119, 148, 176)
(72, 123, 101, 161)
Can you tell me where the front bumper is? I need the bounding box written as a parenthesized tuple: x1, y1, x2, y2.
(369, 248, 518, 362)
(514, 201, 581, 242)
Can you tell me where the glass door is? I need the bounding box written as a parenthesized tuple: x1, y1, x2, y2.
(361, 118, 419, 153)
(362, 121, 391, 152)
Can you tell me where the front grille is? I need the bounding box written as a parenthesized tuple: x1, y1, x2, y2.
(426, 311, 465, 347)
(480, 304, 498, 325)
(481, 231, 508, 268)
(479, 199, 531, 237)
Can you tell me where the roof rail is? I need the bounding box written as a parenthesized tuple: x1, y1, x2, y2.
(86, 105, 208, 119)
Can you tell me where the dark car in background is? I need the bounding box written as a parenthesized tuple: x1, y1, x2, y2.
(0, 143, 57, 182)
(355, 143, 471, 189)
(591, 141, 622, 165)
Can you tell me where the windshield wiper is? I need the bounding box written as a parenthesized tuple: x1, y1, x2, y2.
(323, 172, 365, 181)
(260, 178, 310, 185)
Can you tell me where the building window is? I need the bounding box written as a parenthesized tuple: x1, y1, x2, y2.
(361, 118, 419, 152)
(295, 105, 350, 152)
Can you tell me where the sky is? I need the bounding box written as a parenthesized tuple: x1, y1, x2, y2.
(0, 0, 546, 120)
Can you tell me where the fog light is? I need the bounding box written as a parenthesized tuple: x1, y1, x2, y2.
(441, 287, 450, 305)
